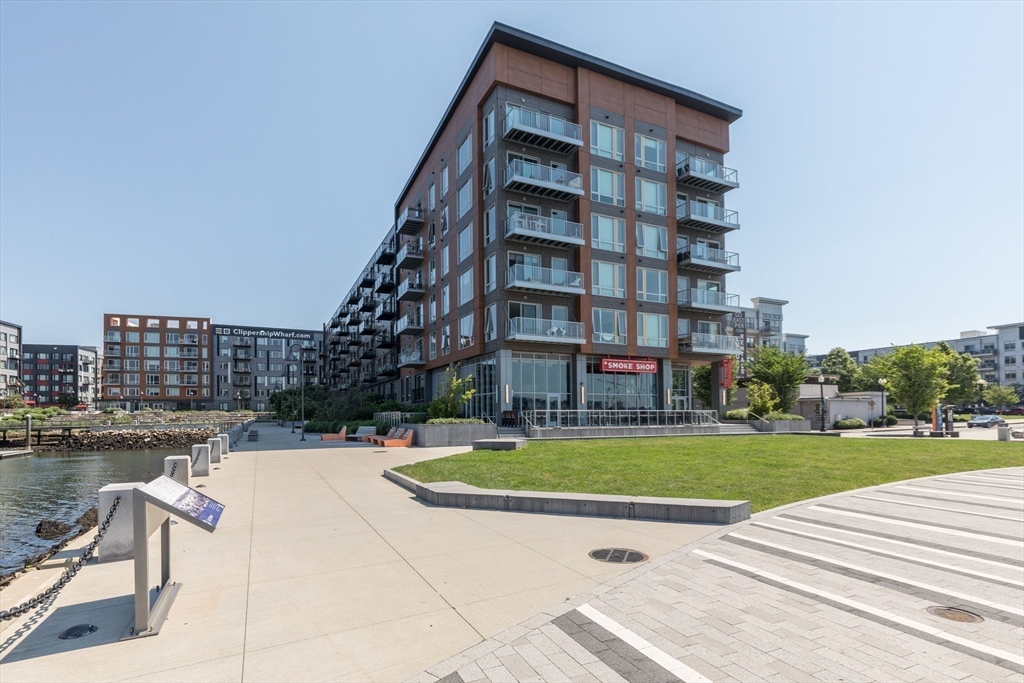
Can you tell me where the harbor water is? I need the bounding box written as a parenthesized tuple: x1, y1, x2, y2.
(0, 448, 180, 574)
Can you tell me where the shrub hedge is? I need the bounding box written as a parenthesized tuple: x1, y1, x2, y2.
(424, 418, 486, 425)
(724, 409, 749, 420)
(834, 417, 867, 430)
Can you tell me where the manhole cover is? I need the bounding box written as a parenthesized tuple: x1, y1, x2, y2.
(927, 606, 984, 623)
(59, 624, 97, 640)
(589, 548, 648, 564)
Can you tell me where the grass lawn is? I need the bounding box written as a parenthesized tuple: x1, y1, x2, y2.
(394, 436, 1024, 513)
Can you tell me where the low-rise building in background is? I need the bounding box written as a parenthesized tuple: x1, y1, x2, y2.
(21, 344, 99, 409)
(0, 320, 23, 402)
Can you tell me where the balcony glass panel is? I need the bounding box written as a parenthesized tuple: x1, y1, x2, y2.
(504, 160, 583, 192)
(506, 317, 584, 342)
(506, 264, 585, 291)
(677, 154, 738, 185)
(679, 245, 740, 268)
(503, 107, 583, 142)
(505, 212, 584, 243)
(680, 333, 743, 354)
(679, 288, 740, 309)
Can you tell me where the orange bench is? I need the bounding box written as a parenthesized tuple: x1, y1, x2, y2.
(320, 426, 347, 441)
(378, 429, 414, 448)
(364, 427, 398, 444)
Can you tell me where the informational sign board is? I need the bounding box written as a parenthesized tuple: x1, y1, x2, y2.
(601, 358, 658, 373)
(721, 357, 734, 389)
(140, 475, 224, 531)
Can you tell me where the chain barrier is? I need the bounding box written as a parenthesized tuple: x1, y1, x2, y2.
(0, 496, 121, 622)
(191, 450, 200, 467)
(169, 461, 178, 478)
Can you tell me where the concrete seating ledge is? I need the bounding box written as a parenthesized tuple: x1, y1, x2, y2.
(383, 469, 749, 524)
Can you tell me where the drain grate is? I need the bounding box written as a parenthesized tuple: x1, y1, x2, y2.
(589, 548, 648, 564)
(927, 606, 983, 623)
(59, 624, 97, 640)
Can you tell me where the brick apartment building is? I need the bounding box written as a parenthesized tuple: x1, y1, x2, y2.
(324, 23, 749, 422)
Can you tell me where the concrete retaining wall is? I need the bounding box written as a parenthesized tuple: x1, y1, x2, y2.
(401, 423, 498, 447)
(525, 424, 719, 440)
(383, 469, 750, 525)
(751, 419, 812, 433)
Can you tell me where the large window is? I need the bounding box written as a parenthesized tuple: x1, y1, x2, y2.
(637, 313, 669, 347)
(441, 245, 450, 275)
(483, 109, 495, 146)
(428, 182, 435, 211)
(458, 133, 472, 174)
(590, 121, 624, 161)
(441, 325, 450, 355)
(635, 134, 666, 172)
(591, 214, 625, 252)
(635, 178, 667, 215)
(483, 205, 496, 245)
(484, 304, 497, 342)
(636, 223, 668, 259)
(458, 178, 472, 218)
(637, 267, 668, 303)
(484, 254, 496, 293)
(592, 308, 626, 345)
(441, 284, 450, 315)
(459, 313, 474, 349)
(509, 352, 571, 414)
(458, 268, 474, 305)
(458, 224, 473, 262)
(591, 168, 625, 207)
(585, 358, 658, 410)
(440, 164, 448, 196)
(592, 261, 626, 298)
(482, 157, 495, 196)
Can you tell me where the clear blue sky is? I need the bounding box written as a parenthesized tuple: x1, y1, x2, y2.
(2, 1, 1021, 353)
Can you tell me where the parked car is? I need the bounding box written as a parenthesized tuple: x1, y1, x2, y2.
(960, 406, 978, 415)
(978, 407, 997, 415)
(998, 406, 1024, 415)
(967, 415, 1007, 428)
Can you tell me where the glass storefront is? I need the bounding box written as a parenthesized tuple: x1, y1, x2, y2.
(670, 363, 691, 410)
(584, 357, 659, 410)
(510, 352, 571, 416)
(460, 354, 497, 419)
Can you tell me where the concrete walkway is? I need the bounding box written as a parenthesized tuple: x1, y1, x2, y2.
(0, 425, 721, 682)
(413, 467, 1024, 683)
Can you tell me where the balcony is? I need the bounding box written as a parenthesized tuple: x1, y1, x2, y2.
(233, 351, 252, 360)
(348, 355, 361, 367)
(395, 314, 424, 337)
(397, 276, 425, 301)
(347, 291, 361, 305)
(335, 327, 350, 338)
(679, 333, 744, 355)
(675, 155, 739, 194)
(232, 377, 251, 387)
(505, 264, 585, 296)
(376, 360, 397, 378)
(678, 288, 741, 313)
(677, 245, 741, 274)
(504, 212, 584, 248)
(676, 201, 740, 234)
(375, 299, 397, 321)
(376, 330, 395, 348)
(502, 106, 583, 154)
(359, 296, 376, 313)
(396, 240, 424, 270)
(346, 335, 362, 347)
(506, 318, 585, 344)
(359, 271, 375, 289)
(360, 319, 376, 337)
(360, 345, 376, 360)
(234, 364, 251, 374)
(329, 318, 341, 330)
(398, 350, 425, 368)
(375, 272, 396, 294)
(397, 207, 425, 235)
(103, 361, 122, 370)
(503, 160, 584, 201)
(233, 339, 252, 347)
(375, 240, 396, 266)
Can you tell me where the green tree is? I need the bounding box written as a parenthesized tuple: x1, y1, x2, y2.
(746, 381, 779, 416)
(821, 348, 859, 392)
(933, 341, 981, 407)
(885, 345, 949, 429)
(691, 363, 736, 409)
(1012, 383, 1024, 403)
(56, 393, 78, 409)
(983, 384, 1019, 408)
(427, 364, 476, 418)
(748, 347, 808, 413)
(852, 354, 892, 392)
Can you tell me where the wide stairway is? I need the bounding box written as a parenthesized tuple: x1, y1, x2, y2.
(717, 422, 759, 434)
(497, 426, 527, 439)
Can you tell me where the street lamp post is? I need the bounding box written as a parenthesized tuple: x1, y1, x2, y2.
(878, 378, 888, 426)
(818, 374, 827, 432)
(290, 343, 306, 441)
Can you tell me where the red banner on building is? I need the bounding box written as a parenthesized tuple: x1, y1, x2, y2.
(721, 357, 734, 388)
(600, 358, 659, 374)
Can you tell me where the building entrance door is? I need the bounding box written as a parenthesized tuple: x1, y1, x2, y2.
(545, 393, 562, 427)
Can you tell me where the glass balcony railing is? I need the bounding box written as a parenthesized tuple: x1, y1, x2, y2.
(395, 314, 424, 336)
(502, 107, 583, 153)
(505, 264, 585, 294)
(398, 350, 425, 367)
(504, 160, 584, 198)
(397, 206, 424, 234)
(677, 201, 740, 232)
(678, 245, 740, 270)
(504, 212, 584, 245)
(506, 317, 585, 343)
(679, 333, 743, 354)
(675, 154, 739, 192)
(678, 288, 740, 310)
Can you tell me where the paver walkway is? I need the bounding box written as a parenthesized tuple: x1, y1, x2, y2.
(412, 467, 1024, 683)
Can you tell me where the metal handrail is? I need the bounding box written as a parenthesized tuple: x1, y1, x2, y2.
(506, 264, 584, 289)
(507, 317, 584, 340)
(505, 212, 584, 241)
(678, 245, 740, 267)
(504, 159, 583, 190)
(678, 201, 739, 225)
(676, 154, 738, 184)
(520, 409, 720, 431)
(503, 106, 583, 141)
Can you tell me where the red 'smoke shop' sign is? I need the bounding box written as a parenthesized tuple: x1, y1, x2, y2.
(600, 358, 658, 373)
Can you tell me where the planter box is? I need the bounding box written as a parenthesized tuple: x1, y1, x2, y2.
(400, 422, 497, 447)
(750, 419, 811, 433)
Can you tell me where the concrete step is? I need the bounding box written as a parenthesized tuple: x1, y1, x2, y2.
(717, 423, 759, 434)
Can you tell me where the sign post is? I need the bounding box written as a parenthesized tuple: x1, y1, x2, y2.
(123, 476, 224, 640)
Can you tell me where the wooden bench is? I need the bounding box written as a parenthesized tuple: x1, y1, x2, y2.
(367, 428, 403, 446)
(378, 429, 414, 448)
(346, 426, 377, 442)
(320, 426, 348, 441)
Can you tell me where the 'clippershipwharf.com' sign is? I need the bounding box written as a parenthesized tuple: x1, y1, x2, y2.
(213, 324, 318, 341)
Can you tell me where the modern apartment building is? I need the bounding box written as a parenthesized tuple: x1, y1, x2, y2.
(726, 297, 808, 372)
(325, 23, 747, 421)
(21, 345, 100, 409)
(0, 320, 23, 401)
(211, 323, 324, 411)
(100, 314, 213, 409)
(808, 322, 1024, 387)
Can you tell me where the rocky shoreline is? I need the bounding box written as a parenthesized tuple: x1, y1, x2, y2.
(52, 427, 218, 452)
(0, 507, 100, 589)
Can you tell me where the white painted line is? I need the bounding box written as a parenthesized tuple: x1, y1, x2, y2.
(754, 521, 1024, 587)
(728, 531, 1024, 616)
(853, 494, 1024, 522)
(576, 603, 711, 683)
(808, 506, 1024, 548)
(897, 485, 1024, 504)
(937, 478, 1024, 491)
(693, 549, 1024, 668)
(777, 517, 1024, 572)
(954, 475, 1024, 487)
